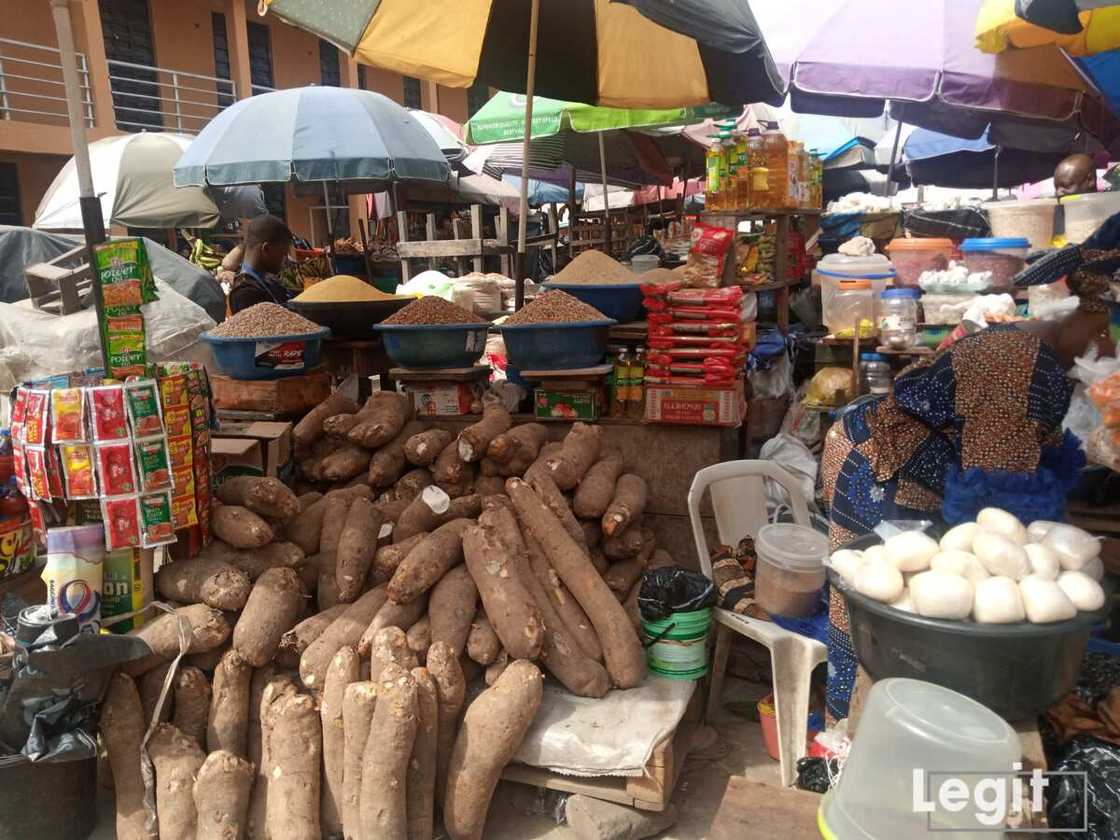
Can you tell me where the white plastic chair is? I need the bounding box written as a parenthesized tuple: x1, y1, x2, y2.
(687, 460, 828, 788)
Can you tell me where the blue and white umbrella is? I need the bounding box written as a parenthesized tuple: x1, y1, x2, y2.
(173, 86, 450, 191)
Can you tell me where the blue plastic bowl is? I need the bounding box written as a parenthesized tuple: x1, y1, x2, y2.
(543, 282, 644, 323)
(202, 327, 330, 380)
(374, 322, 491, 369)
(497, 319, 617, 370)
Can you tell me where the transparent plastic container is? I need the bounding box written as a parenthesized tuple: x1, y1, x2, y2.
(878, 287, 920, 350)
(1061, 191, 1120, 244)
(959, 237, 1029, 292)
(885, 238, 955, 288)
(754, 523, 827, 618)
(629, 254, 660, 274)
(820, 678, 1020, 840)
(823, 277, 877, 338)
(984, 198, 1057, 249)
(860, 353, 891, 395)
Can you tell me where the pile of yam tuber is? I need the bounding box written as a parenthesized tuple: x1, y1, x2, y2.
(104, 394, 669, 840)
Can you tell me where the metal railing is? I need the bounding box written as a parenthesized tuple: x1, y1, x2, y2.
(106, 59, 236, 133)
(0, 37, 94, 127)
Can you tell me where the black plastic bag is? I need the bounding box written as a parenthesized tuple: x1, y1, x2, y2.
(796, 756, 839, 794)
(638, 567, 717, 622)
(1048, 735, 1120, 839)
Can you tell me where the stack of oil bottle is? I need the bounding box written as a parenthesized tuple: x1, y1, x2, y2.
(705, 120, 823, 212)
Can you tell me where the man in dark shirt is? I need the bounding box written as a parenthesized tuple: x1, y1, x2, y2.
(228, 214, 296, 314)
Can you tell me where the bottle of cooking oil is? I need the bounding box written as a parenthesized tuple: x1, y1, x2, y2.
(627, 346, 646, 419)
(733, 130, 750, 211)
(763, 121, 789, 208)
(717, 129, 734, 212)
(705, 138, 722, 212)
(747, 127, 765, 209)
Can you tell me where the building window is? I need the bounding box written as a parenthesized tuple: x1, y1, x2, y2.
(211, 12, 235, 108)
(403, 76, 422, 110)
(468, 80, 489, 118)
(319, 39, 340, 87)
(0, 163, 22, 226)
(247, 22, 274, 93)
(99, 0, 161, 130)
(357, 64, 367, 91)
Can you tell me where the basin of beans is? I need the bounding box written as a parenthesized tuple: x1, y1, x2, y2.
(210, 302, 322, 337)
(204, 302, 329, 379)
(504, 290, 608, 325)
(959, 238, 1030, 291)
(382, 296, 481, 326)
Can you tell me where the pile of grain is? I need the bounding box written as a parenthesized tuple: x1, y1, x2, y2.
(211, 303, 321, 337)
(293, 275, 401, 303)
(382, 295, 480, 326)
(639, 268, 680, 286)
(504, 290, 608, 325)
(552, 250, 636, 286)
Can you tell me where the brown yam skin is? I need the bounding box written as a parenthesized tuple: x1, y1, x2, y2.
(528, 471, 588, 552)
(376, 497, 412, 524)
(267, 693, 323, 840)
(472, 475, 505, 496)
(335, 496, 384, 602)
(277, 604, 347, 669)
(193, 749, 254, 840)
(298, 491, 323, 511)
(300, 587, 388, 690)
(457, 403, 512, 462)
(286, 496, 330, 555)
(406, 615, 431, 663)
(101, 673, 153, 840)
(233, 567, 304, 667)
(322, 646, 360, 837)
(369, 626, 419, 681)
(432, 439, 469, 486)
(373, 534, 425, 585)
(393, 467, 434, 502)
(127, 604, 232, 675)
(487, 422, 548, 466)
(602, 474, 649, 537)
(436, 466, 475, 500)
(407, 667, 439, 840)
(150, 723, 206, 840)
(198, 541, 306, 582)
(341, 681, 377, 840)
(484, 651, 509, 686)
(184, 642, 230, 674)
(347, 391, 413, 449)
(462, 512, 544, 661)
(358, 595, 428, 656)
(604, 531, 656, 596)
(361, 664, 419, 840)
(207, 649, 252, 756)
(523, 441, 564, 484)
(217, 476, 300, 521)
(443, 661, 544, 840)
(156, 555, 252, 611)
(544, 423, 602, 490)
(602, 522, 646, 561)
(589, 549, 609, 575)
(212, 504, 274, 549)
(427, 566, 478, 657)
(394, 486, 449, 544)
(317, 444, 373, 483)
(427, 643, 466, 804)
(405, 429, 454, 467)
(509, 479, 646, 689)
(139, 662, 173, 725)
(247, 670, 297, 840)
(524, 530, 603, 662)
(466, 614, 502, 666)
(581, 519, 603, 549)
(387, 518, 473, 604)
(172, 666, 211, 747)
(295, 392, 358, 453)
(572, 453, 624, 519)
(369, 421, 427, 488)
(318, 562, 341, 612)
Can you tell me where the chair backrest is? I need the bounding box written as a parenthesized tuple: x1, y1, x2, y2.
(687, 460, 811, 578)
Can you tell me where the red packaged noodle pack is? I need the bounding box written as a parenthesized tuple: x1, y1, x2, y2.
(50, 388, 86, 443)
(25, 446, 51, 500)
(23, 390, 50, 446)
(60, 444, 97, 498)
(648, 335, 744, 348)
(125, 380, 164, 438)
(11, 444, 27, 496)
(139, 491, 176, 548)
(644, 372, 738, 387)
(96, 441, 137, 495)
(10, 388, 28, 443)
(172, 463, 195, 496)
(649, 346, 745, 360)
(666, 286, 744, 306)
(102, 496, 141, 551)
(134, 436, 172, 493)
(90, 386, 129, 441)
(648, 322, 742, 338)
(682, 224, 736, 288)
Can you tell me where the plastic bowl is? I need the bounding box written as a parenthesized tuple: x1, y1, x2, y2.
(201, 327, 330, 380)
(373, 322, 490, 369)
(543, 282, 644, 323)
(289, 298, 411, 340)
(497, 319, 617, 370)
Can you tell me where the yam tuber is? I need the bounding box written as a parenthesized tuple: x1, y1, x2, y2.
(387, 519, 474, 604)
(604, 531, 656, 596)
(358, 594, 428, 656)
(267, 693, 322, 840)
(198, 540, 306, 582)
(156, 555, 251, 611)
(335, 496, 384, 602)
(458, 402, 512, 462)
(101, 673, 153, 840)
(524, 530, 602, 662)
(361, 664, 418, 840)
(544, 423, 602, 490)
(348, 391, 413, 449)
(424, 642, 465, 808)
(406, 429, 454, 467)
(193, 749, 254, 840)
(139, 662, 173, 725)
(395, 485, 451, 544)
(523, 441, 563, 484)
(407, 615, 431, 663)
(377, 497, 412, 524)
(374, 533, 425, 585)
(602, 474, 648, 538)
(318, 562, 341, 611)
(572, 453, 624, 519)
(149, 723, 205, 840)
(487, 422, 548, 466)
(247, 670, 297, 839)
(602, 522, 648, 562)
(433, 439, 469, 486)
(207, 649, 251, 756)
(212, 504, 273, 549)
(427, 565, 477, 656)
(233, 566, 304, 667)
(171, 666, 211, 747)
(527, 472, 588, 552)
(484, 651, 509, 686)
(322, 646, 360, 837)
(393, 467, 433, 502)
(580, 519, 603, 550)
(277, 603, 347, 669)
(443, 661, 544, 840)
(300, 587, 388, 690)
(217, 475, 300, 521)
(466, 613, 502, 666)
(127, 604, 231, 675)
(341, 681, 377, 840)
(317, 445, 373, 483)
(369, 626, 419, 681)
(369, 421, 427, 488)
(473, 475, 506, 497)
(295, 392, 358, 453)
(407, 667, 439, 840)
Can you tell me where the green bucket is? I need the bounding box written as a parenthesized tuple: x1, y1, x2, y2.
(641, 607, 712, 680)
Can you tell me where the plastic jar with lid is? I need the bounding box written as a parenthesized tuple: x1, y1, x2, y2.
(860, 353, 892, 395)
(878, 288, 920, 350)
(823, 277, 877, 338)
(754, 523, 828, 618)
(885, 238, 955, 288)
(959, 237, 1029, 291)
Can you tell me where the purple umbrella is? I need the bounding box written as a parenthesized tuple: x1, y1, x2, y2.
(752, 0, 1120, 154)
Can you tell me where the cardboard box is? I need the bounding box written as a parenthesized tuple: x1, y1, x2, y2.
(215, 421, 294, 481)
(534, 388, 598, 421)
(409, 383, 483, 417)
(644, 381, 746, 427)
(210, 436, 264, 485)
(210, 371, 331, 414)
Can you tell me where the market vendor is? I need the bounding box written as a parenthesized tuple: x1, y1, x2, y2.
(1054, 153, 1099, 198)
(819, 255, 1115, 720)
(228, 214, 296, 314)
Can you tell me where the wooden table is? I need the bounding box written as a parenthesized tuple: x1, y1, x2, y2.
(710, 777, 822, 840)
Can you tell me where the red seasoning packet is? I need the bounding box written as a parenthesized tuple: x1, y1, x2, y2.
(171, 494, 198, 530)
(25, 446, 50, 501)
(23, 390, 49, 445)
(134, 437, 172, 493)
(139, 491, 176, 547)
(163, 405, 191, 439)
(167, 435, 194, 468)
(102, 496, 141, 550)
(10, 387, 28, 443)
(95, 441, 137, 495)
(125, 380, 164, 438)
(60, 444, 97, 498)
(159, 374, 189, 409)
(50, 388, 86, 443)
(44, 447, 64, 499)
(11, 444, 27, 496)
(90, 386, 129, 441)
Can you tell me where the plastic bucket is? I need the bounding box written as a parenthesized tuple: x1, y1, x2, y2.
(543, 281, 644, 323)
(201, 327, 330, 380)
(757, 694, 819, 762)
(983, 199, 1056, 249)
(497, 319, 616, 370)
(642, 607, 711, 680)
(373, 323, 490, 369)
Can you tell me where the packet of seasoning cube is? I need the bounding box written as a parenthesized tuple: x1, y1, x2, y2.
(134, 436, 172, 493)
(101, 496, 142, 551)
(139, 491, 176, 547)
(45, 446, 65, 499)
(125, 380, 163, 438)
(50, 388, 86, 443)
(95, 441, 137, 496)
(163, 405, 192, 439)
(60, 444, 97, 498)
(167, 435, 194, 468)
(25, 446, 51, 501)
(171, 493, 198, 530)
(23, 389, 50, 446)
(93, 239, 154, 309)
(90, 386, 129, 441)
(10, 387, 28, 443)
(159, 373, 189, 409)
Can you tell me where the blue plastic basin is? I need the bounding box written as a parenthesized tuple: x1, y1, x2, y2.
(498, 319, 617, 370)
(202, 328, 330, 380)
(543, 282, 644, 323)
(374, 322, 490, 369)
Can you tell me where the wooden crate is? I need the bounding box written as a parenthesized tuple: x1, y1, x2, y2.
(210, 371, 332, 415)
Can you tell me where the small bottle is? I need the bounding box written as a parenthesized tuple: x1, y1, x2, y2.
(627, 346, 646, 419)
(733, 131, 750, 211)
(610, 346, 630, 417)
(705, 139, 722, 211)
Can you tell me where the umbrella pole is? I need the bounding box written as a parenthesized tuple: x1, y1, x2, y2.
(886, 118, 903, 197)
(323, 181, 335, 242)
(50, 0, 109, 371)
(992, 147, 1001, 201)
(515, 0, 541, 309)
(599, 132, 611, 254)
(568, 166, 577, 259)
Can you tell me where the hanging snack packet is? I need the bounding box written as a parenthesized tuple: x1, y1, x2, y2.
(171, 494, 198, 530)
(50, 388, 86, 443)
(96, 441, 137, 495)
(45, 446, 65, 499)
(60, 444, 97, 498)
(139, 491, 175, 548)
(23, 390, 50, 445)
(167, 435, 194, 468)
(159, 373, 189, 409)
(11, 444, 27, 497)
(93, 239, 146, 309)
(171, 463, 195, 496)
(90, 386, 129, 441)
(124, 380, 163, 438)
(25, 446, 51, 501)
(163, 405, 191, 439)
(10, 387, 28, 443)
(101, 496, 142, 551)
(134, 436, 172, 492)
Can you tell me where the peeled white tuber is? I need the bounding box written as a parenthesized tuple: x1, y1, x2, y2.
(1019, 575, 1077, 624)
(972, 577, 1026, 624)
(930, 551, 976, 578)
(1082, 555, 1105, 582)
(939, 523, 979, 554)
(854, 559, 904, 604)
(890, 591, 916, 614)
(972, 531, 1031, 581)
(862, 545, 888, 565)
(1042, 524, 1101, 572)
(1057, 571, 1106, 612)
(976, 508, 1027, 545)
(883, 531, 939, 573)
(1026, 520, 1059, 543)
(909, 571, 974, 620)
(829, 550, 864, 586)
(1023, 544, 1060, 581)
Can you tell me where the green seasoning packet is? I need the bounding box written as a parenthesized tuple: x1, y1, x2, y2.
(135, 436, 172, 492)
(125, 379, 163, 437)
(139, 491, 175, 547)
